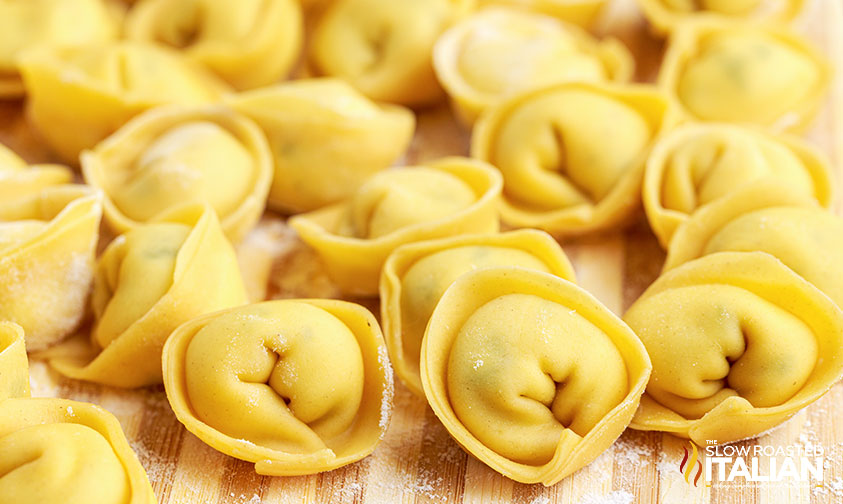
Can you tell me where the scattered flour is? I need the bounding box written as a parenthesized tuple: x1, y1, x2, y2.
(377, 344, 395, 437)
(225, 493, 262, 504)
(27, 360, 60, 398)
(577, 490, 635, 504)
(338, 481, 363, 501)
(656, 449, 681, 477)
(613, 436, 654, 466)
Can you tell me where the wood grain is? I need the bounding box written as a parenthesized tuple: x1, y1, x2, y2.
(2, 0, 843, 502)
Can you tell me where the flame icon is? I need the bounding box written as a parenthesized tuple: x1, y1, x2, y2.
(679, 441, 703, 487)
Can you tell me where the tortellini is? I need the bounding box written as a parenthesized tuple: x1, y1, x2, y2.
(227, 79, 415, 213)
(472, 81, 673, 235)
(0, 322, 29, 401)
(19, 42, 229, 163)
(643, 123, 834, 247)
(43, 205, 248, 388)
(421, 267, 651, 484)
(309, 0, 471, 106)
(624, 252, 843, 445)
(81, 105, 272, 242)
(0, 0, 119, 98)
(433, 7, 634, 123)
(0, 398, 156, 504)
(478, 0, 609, 27)
(665, 182, 843, 307)
(162, 299, 393, 475)
(659, 19, 830, 132)
(380, 230, 576, 397)
(126, 0, 303, 90)
(290, 157, 502, 296)
(0, 188, 101, 351)
(638, 0, 807, 35)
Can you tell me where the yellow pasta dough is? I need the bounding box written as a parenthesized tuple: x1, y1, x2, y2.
(434, 7, 634, 123)
(0, 150, 93, 352)
(624, 252, 843, 445)
(643, 123, 834, 247)
(0, 0, 120, 98)
(300, 0, 330, 9)
(0, 144, 68, 177)
(0, 322, 29, 401)
(43, 205, 247, 388)
(0, 143, 29, 169)
(638, 0, 807, 35)
(227, 79, 415, 213)
(0, 398, 156, 504)
(664, 182, 843, 308)
(0, 187, 101, 351)
(19, 41, 229, 163)
(421, 267, 650, 484)
(380, 230, 576, 397)
(659, 19, 830, 132)
(477, 0, 608, 27)
(290, 157, 502, 296)
(126, 0, 303, 90)
(81, 105, 272, 242)
(472, 81, 673, 235)
(309, 0, 472, 106)
(0, 143, 73, 218)
(163, 299, 393, 475)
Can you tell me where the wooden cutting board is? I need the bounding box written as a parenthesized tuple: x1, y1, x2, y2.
(2, 0, 842, 502)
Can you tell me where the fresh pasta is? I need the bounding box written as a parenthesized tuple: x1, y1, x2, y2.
(226, 79, 415, 213)
(472, 81, 673, 235)
(0, 143, 73, 218)
(162, 299, 393, 475)
(0, 187, 101, 351)
(659, 19, 830, 132)
(0, 0, 119, 98)
(81, 105, 272, 242)
(664, 182, 843, 308)
(422, 267, 651, 484)
(289, 157, 502, 296)
(19, 42, 229, 163)
(126, 0, 303, 90)
(380, 230, 576, 397)
(637, 0, 807, 35)
(0, 398, 156, 504)
(624, 252, 843, 445)
(0, 322, 29, 401)
(434, 7, 633, 122)
(309, 0, 472, 106)
(43, 205, 247, 388)
(643, 123, 834, 247)
(477, 0, 609, 27)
